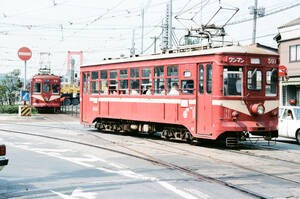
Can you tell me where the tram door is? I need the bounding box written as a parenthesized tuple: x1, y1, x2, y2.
(81, 72, 89, 122)
(196, 63, 213, 135)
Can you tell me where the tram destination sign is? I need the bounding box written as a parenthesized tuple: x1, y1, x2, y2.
(18, 47, 32, 61)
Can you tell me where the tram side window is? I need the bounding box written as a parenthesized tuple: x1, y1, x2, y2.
(247, 69, 262, 90)
(167, 65, 178, 77)
(166, 65, 179, 95)
(52, 84, 59, 94)
(141, 68, 152, 95)
(91, 81, 99, 94)
(223, 68, 242, 96)
(154, 79, 165, 95)
(119, 69, 128, 95)
(130, 79, 140, 95)
(109, 70, 118, 95)
(130, 68, 139, 78)
(87, 73, 90, 94)
(154, 66, 164, 77)
(154, 66, 165, 95)
(91, 71, 99, 94)
(119, 80, 128, 95)
(199, 65, 204, 94)
(167, 78, 179, 96)
(101, 70, 108, 79)
(33, 83, 41, 93)
(206, 64, 212, 94)
(266, 70, 278, 96)
(181, 80, 194, 94)
(100, 70, 108, 95)
(92, 71, 99, 80)
(83, 73, 87, 94)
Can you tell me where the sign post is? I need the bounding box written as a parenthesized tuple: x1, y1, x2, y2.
(18, 47, 32, 114)
(18, 47, 32, 90)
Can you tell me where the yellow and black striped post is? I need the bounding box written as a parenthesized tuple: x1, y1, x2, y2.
(19, 105, 31, 117)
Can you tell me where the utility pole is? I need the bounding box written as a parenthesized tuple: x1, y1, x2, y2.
(249, 0, 265, 44)
(130, 29, 136, 56)
(252, 0, 258, 44)
(168, 0, 173, 49)
(141, 8, 144, 54)
(151, 36, 159, 54)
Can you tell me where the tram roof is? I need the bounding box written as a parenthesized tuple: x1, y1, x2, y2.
(81, 44, 278, 68)
(32, 74, 60, 79)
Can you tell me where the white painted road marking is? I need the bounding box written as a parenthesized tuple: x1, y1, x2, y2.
(7, 142, 201, 199)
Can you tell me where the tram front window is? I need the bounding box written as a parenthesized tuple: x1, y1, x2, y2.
(223, 67, 242, 96)
(43, 83, 51, 93)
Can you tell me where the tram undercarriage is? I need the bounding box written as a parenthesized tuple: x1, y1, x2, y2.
(93, 118, 278, 147)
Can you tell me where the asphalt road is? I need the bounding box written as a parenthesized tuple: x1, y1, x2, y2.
(0, 113, 300, 199)
(0, 115, 254, 199)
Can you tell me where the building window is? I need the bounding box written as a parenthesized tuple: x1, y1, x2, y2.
(289, 44, 300, 62)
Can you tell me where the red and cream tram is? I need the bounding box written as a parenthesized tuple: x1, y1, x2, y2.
(30, 74, 61, 112)
(80, 45, 279, 146)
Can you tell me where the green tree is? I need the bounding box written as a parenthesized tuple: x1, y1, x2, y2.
(0, 69, 22, 105)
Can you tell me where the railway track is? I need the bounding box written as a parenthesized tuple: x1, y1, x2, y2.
(2, 121, 300, 195)
(0, 127, 270, 199)
(4, 122, 300, 164)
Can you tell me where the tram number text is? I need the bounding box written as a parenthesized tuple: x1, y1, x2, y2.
(267, 58, 277, 65)
(228, 57, 245, 64)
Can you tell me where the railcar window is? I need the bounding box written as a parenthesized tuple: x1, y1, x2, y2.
(87, 73, 90, 94)
(83, 73, 87, 94)
(52, 84, 59, 94)
(142, 68, 151, 78)
(130, 79, 140, 95)
(181, 80, 194, 94)
(100, 80, 108, 95)
(141, 79, 152, 95)
(43, 83, 51, 93)
(119, 80, 128, 95)
(199, 65, 204, 94)
(223, 72, 242, 96)
(167, 65, 178, 76)
(110, 70, 117, 79)
(206, 64, 212, 94)
(266, 70, 278, 96)
(154, 66, 164, 77)
(120, 69, 128, 78)
(91, 71, 99, 80)
(100, 70, 107, 79)
(130, 68, 139, 78)
(109, 80, 118, 95)
(34, 83, 41, 93)
(91, 81, 99, 94)
(167, 78, 179, 96)
(247, 69, 262, 90)
(154, 79, 165, 95)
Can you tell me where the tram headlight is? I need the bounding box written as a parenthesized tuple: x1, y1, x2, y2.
(251, 104, 265, 115)
(257, 105, 265, 115)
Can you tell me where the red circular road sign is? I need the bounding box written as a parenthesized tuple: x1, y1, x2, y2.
(18, 47, 32, 61)
(279, 65, 287, 77)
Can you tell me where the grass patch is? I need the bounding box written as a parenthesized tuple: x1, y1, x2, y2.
(0, 105, 37, 114)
